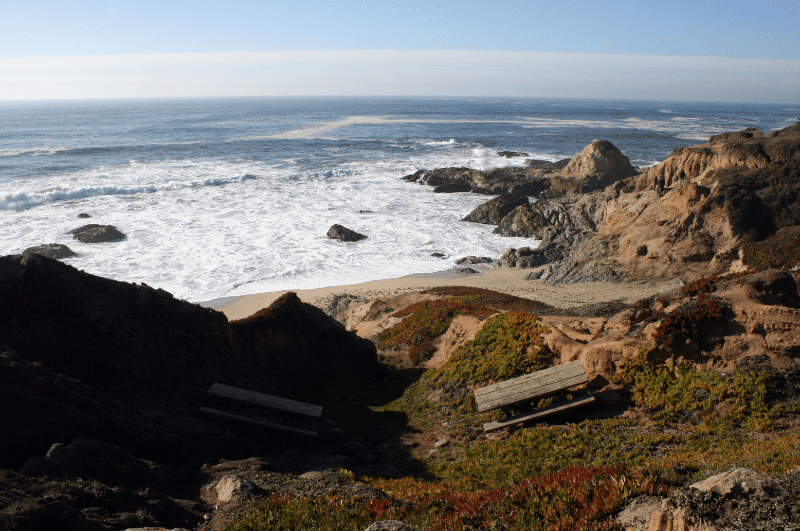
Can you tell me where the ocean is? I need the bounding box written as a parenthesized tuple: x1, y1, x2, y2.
(0, 97, 796, 303)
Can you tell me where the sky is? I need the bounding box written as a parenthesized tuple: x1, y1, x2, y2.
(1, 0, 799, 102)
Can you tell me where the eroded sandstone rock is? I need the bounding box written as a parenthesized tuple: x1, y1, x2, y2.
(690, 467, 779, 498)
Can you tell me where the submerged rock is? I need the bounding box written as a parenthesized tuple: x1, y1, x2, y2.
(22, 243, 77, 260)
(68, 224, 126, 243)
(327, 224, 367, 242)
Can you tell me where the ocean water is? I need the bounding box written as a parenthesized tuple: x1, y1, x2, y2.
(0, 97, 795, 302)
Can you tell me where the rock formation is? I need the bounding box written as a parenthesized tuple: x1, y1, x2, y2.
(327, 224, 367, 242)
(498, 123, 800, 285)
(563, 139, 639, 179)
(68, 224, 126, 243)
(22, 243, 77, 260)
(403, 140, 637, 198)
(461, 194, 529, 225)
(0, 254, 377, 470)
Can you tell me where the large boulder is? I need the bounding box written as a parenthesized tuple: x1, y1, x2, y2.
(461, 194, 529, 225)
(22, 243, 77, 260)
(68, 224, 126, 243)
(563, 139, 639, 178)
(327, 224, 367, 242)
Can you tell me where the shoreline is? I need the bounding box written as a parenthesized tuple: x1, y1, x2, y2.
(211, 266, 684, 322)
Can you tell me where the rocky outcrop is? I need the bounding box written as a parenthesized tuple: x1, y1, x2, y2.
(327, 224, 367, 242)
(461, 194, 529, 225)
(618, 467, 798, 531)
(690, 468, 778, 498)
(454, 256, 496, 265)
(499, 228, 592, 269)
(497, 151, 529, 158)
(403, 167, 550, 196)
(563, 139, 638, 179)
(68, 224, 126, 243)
(500, 123, 800, 286)
(631, 124, 798, 191)
(494, 191, 612, 238)
(0, 254, 377, 469)
(540, 270, 800, 381)
(22, 243, 77, 259)
(403, 141, 637, 198)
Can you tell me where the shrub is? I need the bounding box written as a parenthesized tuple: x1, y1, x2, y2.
(742, 225, 800, 271)
(378, 300, 496, 364)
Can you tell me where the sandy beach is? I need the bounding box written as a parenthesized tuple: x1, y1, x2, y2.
(214, 266, 684, 321)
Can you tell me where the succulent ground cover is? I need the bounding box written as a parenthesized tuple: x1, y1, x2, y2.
(742, 225, 800, 271)
(225, 283, 800, 531)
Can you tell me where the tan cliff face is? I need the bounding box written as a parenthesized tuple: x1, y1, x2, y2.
(523, 123, 800, 285)
(633, 126, 798, 190)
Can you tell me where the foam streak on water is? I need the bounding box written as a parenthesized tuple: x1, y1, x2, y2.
(0, 97, 792, 302)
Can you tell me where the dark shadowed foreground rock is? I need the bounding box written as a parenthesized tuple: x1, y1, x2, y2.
(461, 194, 529, 225)
(22, 243, 77, 260)
(68, 224, 126, 243)
(0, 254, 377, 469)
(327, 224, 367, 242)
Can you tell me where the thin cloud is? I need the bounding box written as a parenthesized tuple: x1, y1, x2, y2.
(1, 50, 798, 102)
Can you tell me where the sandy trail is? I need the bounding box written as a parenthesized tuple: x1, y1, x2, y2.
(215, 267, 683, 322)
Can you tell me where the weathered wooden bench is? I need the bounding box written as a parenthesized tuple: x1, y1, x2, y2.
(474, 360, 595, 432)
(202, 382, 322, 436)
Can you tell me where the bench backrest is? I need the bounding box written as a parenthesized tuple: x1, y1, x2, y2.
(207, 383, 323, 419)
(474, 360, 587, 413)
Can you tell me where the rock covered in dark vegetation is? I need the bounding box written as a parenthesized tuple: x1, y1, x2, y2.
(327, 224, 367, 242)
(22, 243, 77, 260)
(0, 254, 377, 470)
(461, 194, 529, 225)
(68, 224, 126, 243)
(496, 151, 529, 158)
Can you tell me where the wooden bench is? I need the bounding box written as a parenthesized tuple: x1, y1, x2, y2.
(202, 382, 322, 436)
(474, 360, 595, 432)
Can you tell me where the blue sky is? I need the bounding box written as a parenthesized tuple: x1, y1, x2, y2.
(2, 0, 799, 101)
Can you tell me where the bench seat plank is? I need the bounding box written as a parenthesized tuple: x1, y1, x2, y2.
(200, 407, 318, 436)
(207, 383, 323, 419)
(482, 395, 596, 432)
(475, 361, 587, 413)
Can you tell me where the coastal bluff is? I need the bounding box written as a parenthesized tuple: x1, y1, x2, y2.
(490, 122, 800, 285)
